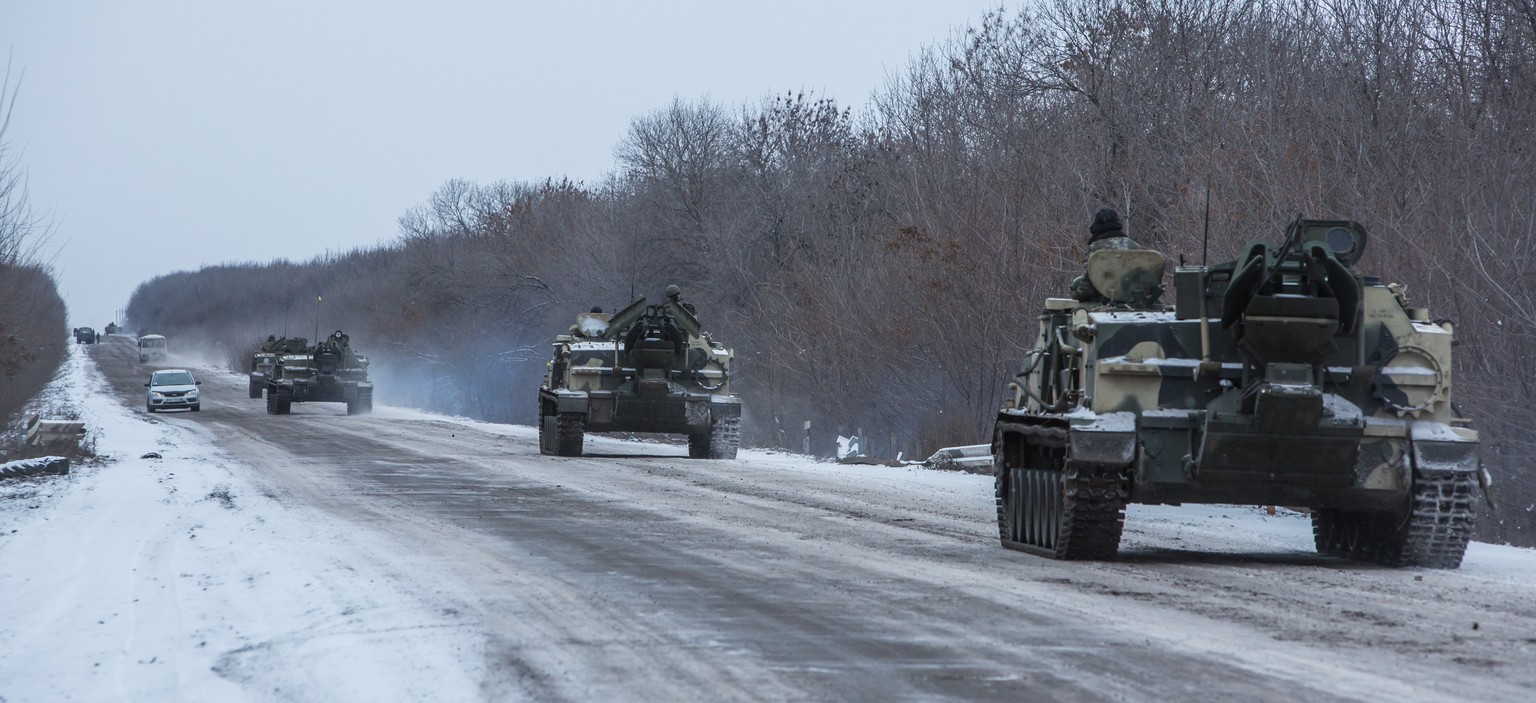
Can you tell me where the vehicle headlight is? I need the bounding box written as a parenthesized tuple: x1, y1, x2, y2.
(150, 392, 164, 398)
(186, 390, 199, 398)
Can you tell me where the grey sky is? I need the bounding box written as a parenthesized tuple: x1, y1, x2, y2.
(2, 1, 1013, 328)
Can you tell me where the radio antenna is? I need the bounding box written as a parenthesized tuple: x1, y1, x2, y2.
(1201, 178, 1211, 268)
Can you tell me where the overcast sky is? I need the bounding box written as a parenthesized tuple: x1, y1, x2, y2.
(2, 1, 1015, 327)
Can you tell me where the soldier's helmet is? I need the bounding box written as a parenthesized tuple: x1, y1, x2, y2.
(665, 285, 682, 299)
(1089, 208, 1123, 240)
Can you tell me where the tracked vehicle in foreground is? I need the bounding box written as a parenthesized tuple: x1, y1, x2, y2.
(993, 218, 1481, 567)
(248, 336, 302, 398)
(263, 331, 373, 415)
(538, 288, 741, 458)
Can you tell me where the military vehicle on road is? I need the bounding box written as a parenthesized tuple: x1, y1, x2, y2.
(249, 336, 303, 398)
(992, 218, 1480, 567)
(538, 288, 741, 459)
(74, 327, 97, 344)
(263, 331, 373, 415)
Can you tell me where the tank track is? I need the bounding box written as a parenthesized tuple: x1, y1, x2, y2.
(347, 387, 374, 415)
(687, 417, 741, 460)
(1381, 469, 1477, 568)
(1312, 469, 1476, 568)
(265, 385, 292, 415)
(994, 425, 1128, 559)
(1055, 460, 1129, 559)
(711, 417, 740, 459)
(554, 412, 585, 457)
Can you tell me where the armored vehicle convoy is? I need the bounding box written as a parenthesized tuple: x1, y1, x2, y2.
(993, 218, 1480, 567)
(538, 287, 741, 458)
(249, 336, 303, 398)
(263, 330, 373, 415)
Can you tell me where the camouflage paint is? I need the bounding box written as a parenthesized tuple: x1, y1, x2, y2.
(540, 296, 741, 435)
(998, 222, 1477, 511)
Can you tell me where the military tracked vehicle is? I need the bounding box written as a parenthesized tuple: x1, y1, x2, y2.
(538, 288, 741, 458)
(992, 218, 1480, 567)
(248, 336, 303, 399)
(263, 330, 373, 415)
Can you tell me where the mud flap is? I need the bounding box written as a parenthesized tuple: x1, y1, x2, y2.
(552, 391, 588, 414)
(1069, 413, 1137, 465)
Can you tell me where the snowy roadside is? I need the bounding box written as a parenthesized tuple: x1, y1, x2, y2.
(0, 346, 489, 702)
(7, 344, 1534, 701)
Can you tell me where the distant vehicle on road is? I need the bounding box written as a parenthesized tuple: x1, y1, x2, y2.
(145, 368, 201, 413)
(138, 334, 168, 363)
(262, 330, 373, 415)
(73, 327, 97, 344)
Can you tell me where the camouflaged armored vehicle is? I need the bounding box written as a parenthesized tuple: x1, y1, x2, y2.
(248, 336, 303, 398)
(993, 218, 1480, 567)
(538, 288, 741, 458)
(263, 330, 373, 415)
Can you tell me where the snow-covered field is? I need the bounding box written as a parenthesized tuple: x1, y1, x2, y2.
(0, 347, 489, 701)
(3, 344, 1535, 701)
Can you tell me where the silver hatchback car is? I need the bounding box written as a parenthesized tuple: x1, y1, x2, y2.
(145, 369, 201, 413)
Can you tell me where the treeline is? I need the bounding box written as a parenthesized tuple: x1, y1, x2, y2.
(128, 0, 1536, 545)
(0, 69, 67, 440)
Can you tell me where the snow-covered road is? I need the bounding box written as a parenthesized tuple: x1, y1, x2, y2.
(2, 339, 1534, 701)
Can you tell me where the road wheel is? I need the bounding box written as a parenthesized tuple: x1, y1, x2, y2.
(1003, 467, 1063, 550)
(146, 403, 156, 414)
(266, 386, 280, 414)
(248, 378, 263, 399)
(554, 412, 585, 456)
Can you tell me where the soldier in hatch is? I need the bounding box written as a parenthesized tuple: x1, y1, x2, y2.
(665, 285, 697, 316)
(1069, 208, 1141, 302)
